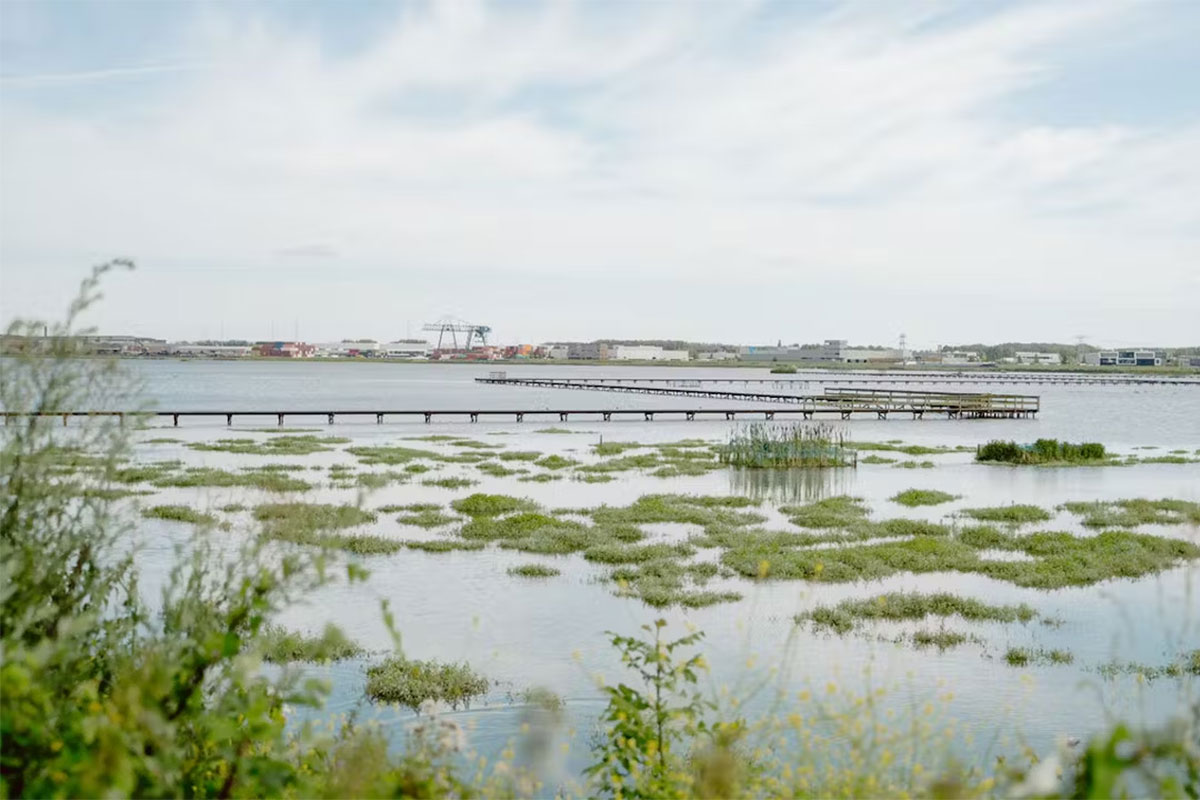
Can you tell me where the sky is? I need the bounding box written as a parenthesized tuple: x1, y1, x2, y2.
(1, 0, 1197, 349)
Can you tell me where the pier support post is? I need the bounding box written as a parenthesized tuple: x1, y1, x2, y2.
(559, 412, 568, 422)
(877, 411, 887, 420)
(278, 413, 285, 426)
(328, 413, 335, 425)
(376, 413, 383, 424)
(802, 411, 813, 420)
(841, 411, 851, 420)
(764, 412, 775, 420)
(516, 412, 524, 422)
(62, 413, 68, 427)
(725, 412, 735, 420)
(226, 413, 233, 426)
(470, 413, 478, 423)
(686, 411, 695, 421)
(173, 414, 179, 427)
(644, 412, 654, 421)
(424, 413, 432, 423)
(602, 412, 612, 422)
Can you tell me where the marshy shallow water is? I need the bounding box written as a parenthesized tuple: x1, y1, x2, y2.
(113, 361, 1200, 776)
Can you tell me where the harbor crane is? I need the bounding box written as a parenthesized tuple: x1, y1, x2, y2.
(422, 319, 492, 350)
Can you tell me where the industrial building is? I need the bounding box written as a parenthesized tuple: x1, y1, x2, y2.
(1083, 350, 1164, 367)
(1013, 351, 1063, 365)
(604, 345, 689, 361)
(739, 339, 900, 364)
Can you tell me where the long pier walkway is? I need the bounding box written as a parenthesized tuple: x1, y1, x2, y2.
(509, 373, 1196, 387)
(474, 377, 1039, 419)
(6, 404, 1026, 426)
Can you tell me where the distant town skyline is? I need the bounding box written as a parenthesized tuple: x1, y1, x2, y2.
(2, 1, 1198, 345)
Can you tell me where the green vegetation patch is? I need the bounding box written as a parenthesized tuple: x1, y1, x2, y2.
(141, 505, 217, 525)
(590, 494, 766, 531)
(573, 473, 615, 483)
(346, 445, 438, 465)
(365, 657, 488, 710)
(534, 454, 578, 470)
(253, 503, 396, 554)
(593, 441, 645, 456)
(143, 437, 182, 444)
(851, 441, 953, 456)
(260, 624, 362, 663)
(403, 539, 486, 553)
(378, 503, 440, 513)
(724, 528, 1200, 589)
(893, 460, 935, 469)
(781, 495, 869, 528)
(911, 630, 968, 649)
(1061, 498, 1200, 528)
(421, 477, 478, 489)
(475, 462, 527, 477)
(977, 439, 1109, 465)
(610, 560, 740, 608)
(1005, 647, 1073, 667)
(860, 455, 898, 464)
(155, 467, 312, 492)
(961, 505, 1052, 525)
(518, 473, 563, 483)
(1097, 651, 1200, 680)
(507, 564, 561, 578)
(496, 450, 542, 462)
(451, 493, 537, 517)
(396, 509, 459, 528)
(891, 489, 958, 507)
(797, 592, 1037, 635)
(189, 435, 349, 456)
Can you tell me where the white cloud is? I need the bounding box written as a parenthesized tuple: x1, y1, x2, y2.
(1, 0, 1196, 345)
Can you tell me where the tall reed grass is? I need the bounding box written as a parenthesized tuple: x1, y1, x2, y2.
(718, 423, 855, 468)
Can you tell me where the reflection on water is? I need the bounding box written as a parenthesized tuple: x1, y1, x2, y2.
(727, 466, 854, 503)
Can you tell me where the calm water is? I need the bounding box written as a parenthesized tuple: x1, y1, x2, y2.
(114, 361, 1200, 777)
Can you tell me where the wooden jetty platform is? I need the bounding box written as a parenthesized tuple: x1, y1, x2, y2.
(473, 377, 1039, 419)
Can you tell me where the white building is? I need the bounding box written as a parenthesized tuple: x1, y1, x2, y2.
(1013, 351, 1062, 365)
(546, 345, 570, 360)
(605, 345, 690, 361)
(383, 340, 431, 359)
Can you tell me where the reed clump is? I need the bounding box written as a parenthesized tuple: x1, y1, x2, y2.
(719, 423, 853, 468)
(188, 435, 348, 456)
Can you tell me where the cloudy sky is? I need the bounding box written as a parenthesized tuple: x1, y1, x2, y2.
(1, 0, 1197, 348)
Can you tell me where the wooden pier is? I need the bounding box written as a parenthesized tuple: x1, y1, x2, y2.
(488, 373, 1196, 387)
(6, 396, 1036, 428)
(473, 377, 1039, 419)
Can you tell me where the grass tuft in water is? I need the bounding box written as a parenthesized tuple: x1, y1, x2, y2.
(396, 509, 458, 528)
(1061, 498, 1200, 528)
(451, 493, 537, 517)
(507, 563, 561, 578)
(912, 629, 968, 649)
(720, 423, 853, 468)
(798, 592, 1037, 634)
(260, 623, 362, 663)
(365, 657, 488, 710)
(780, 496, 869, 528)
(961, 505, 1052, 524)
(891, 489, 958, 507)
(1005, 647, 1073, 667)
(421, 477, 478, 489)
(977, 439, 1108, 465)
(141, 504, 217, 525)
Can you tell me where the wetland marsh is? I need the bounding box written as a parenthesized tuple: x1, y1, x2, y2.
(32, 359, 1200, 782)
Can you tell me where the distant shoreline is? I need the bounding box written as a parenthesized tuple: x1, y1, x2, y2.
(88, 355, 1199, 376)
